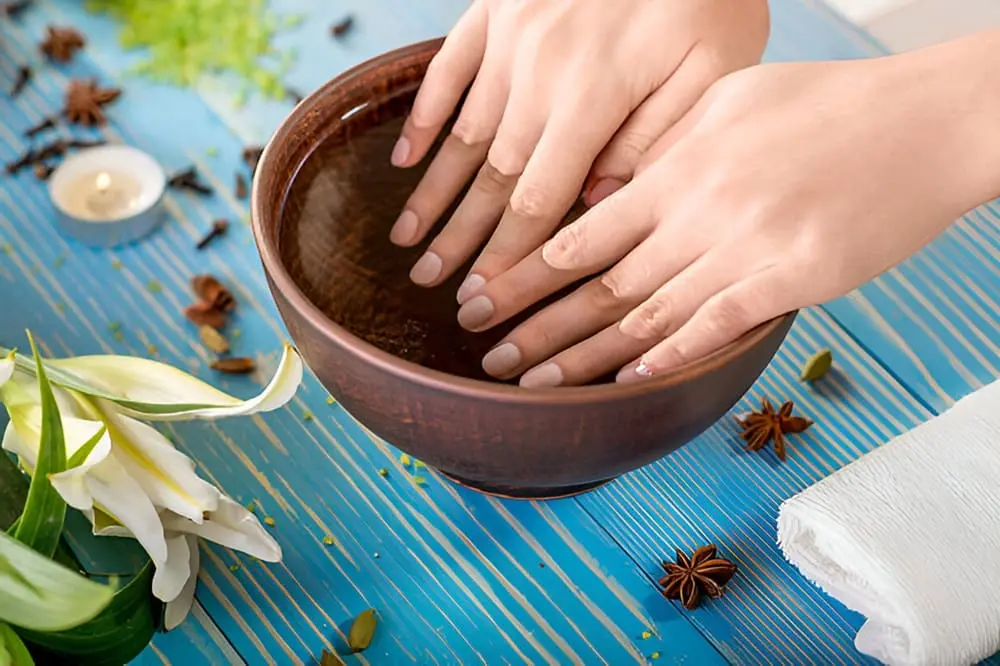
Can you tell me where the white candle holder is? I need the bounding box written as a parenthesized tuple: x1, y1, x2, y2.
(48, 144, 167, 247)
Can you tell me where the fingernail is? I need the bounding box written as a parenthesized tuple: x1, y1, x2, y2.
(520, 363, 564, 388)
(390, 210, 419, 245)
(456, 273, 486, 304)
(541, 235, 569, 269)
(391, 136, 411, 166)
(457, 295, 495, 330)
(616, 360, 654, 384)
(482, 343, 521, 377)
(585, 178, 625, 206)
(410, 252, 442, 285)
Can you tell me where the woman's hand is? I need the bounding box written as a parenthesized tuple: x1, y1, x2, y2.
(389, 0, 770, 302)
(458, 31, 1000, 387)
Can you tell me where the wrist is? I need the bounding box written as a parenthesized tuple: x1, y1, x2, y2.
(900, 29, 1000, 210)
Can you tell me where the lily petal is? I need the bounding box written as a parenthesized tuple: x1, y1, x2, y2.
(163, 535, 200, 631)
(69, 454, 169, 565)
(43, 344, 303, 420)
(47, 430, 113, 509)
(93, 402, 220, 522)
(0, 350, 13, 388)
(153, 535, 192, 603)
(162, 496, 281, 562)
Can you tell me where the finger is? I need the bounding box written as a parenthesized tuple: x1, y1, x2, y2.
(412, 85, 545, 286)
(541, 180, 658, 272)
(392, 27, 516, 248)
(598, 224, 707, 305)
(618, 249, 746, 343)
(392, 1, 490, 168)
(620, 266, 794, 381)
(480, 275, 640, 379)
(458, 100, 625, 302)
(583, 46, 715, 206)
(520, 323, 653, 388)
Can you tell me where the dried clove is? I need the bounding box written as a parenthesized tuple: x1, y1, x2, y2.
(10, 65, 31, 97)
(24, 116, 55, 137)
(184, 301, 227, 330)
(2, 0, 30, 19)
(234, 172, 248, 199)
(4, 139, 65, 174)
(167, 167, 213, 195)
(242, 145, 263, 173)
(330, 16, 354, 38)
(33, 163, 52, 180)
(65, 138, 106, 149)
(196, 219, 229, 250)
(192, 274, 235, 311)
(211, 357, 255, 374)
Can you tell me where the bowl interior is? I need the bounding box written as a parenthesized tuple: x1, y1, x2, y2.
(277, 72, 590, 383)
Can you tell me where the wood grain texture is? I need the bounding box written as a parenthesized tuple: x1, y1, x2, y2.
(1, 0, 997, 664)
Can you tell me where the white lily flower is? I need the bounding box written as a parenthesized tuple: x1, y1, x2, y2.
(0, 351, 13, 388)
(0, 345, 301, 629)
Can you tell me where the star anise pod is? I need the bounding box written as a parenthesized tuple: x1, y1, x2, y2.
(735, 397, 812, 461)
(63, 78, 120, 127)
(40, 25, 85, 63)
(659, 544, 737, 611)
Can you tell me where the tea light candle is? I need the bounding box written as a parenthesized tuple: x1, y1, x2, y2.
(49, 144, 167, 247)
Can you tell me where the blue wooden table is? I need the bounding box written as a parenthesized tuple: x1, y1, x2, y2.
(2, 1, 999, 664)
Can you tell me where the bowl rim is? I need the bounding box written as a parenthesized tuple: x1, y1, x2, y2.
(251, 37, 795, 406)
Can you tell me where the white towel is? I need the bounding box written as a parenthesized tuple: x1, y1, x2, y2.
(777, 378, 1000, 666)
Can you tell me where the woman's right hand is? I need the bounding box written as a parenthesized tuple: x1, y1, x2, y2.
(388, 0, 770, 302)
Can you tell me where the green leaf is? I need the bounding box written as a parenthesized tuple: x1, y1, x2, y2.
(347, 608, 377, 652)
(19, 560, 161, 666)
(0, 531, 114, 631)
(0, 455, 28, 532)
(0, 622, 34, 666)
(13, 334, 67, 556)
(66, 425, 107, 469)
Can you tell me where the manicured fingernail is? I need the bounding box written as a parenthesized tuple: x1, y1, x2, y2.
(541, 235, 570, 269)
(457, 295, 495, 330)
(586, 178, 625, 206)
(391, 136, 411, 166)
(616, 360, 654, 383)
(520, 363, 564, 388)
(390, 210, 419, 245)
(456, 273, 486, 304)
(482, 343, 521, 377)
(410, 251, 442, 285)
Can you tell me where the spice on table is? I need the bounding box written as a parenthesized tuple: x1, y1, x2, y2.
(263, 516, 276, 527)
(658, 544, 737, 611)
(322, 535, 334, 546)
(40, 25, 86, 63)
(399, 453, 411, 466)
(228, 563, 240, 573)
(2, 0, 30, 19)
(146, 279, 162, 293)
(234, 172, 248, 199)
(167, 166, 213, 195)
(184, 301, 227, 330)
(325, 396, 335, 405)
(33, 163, 52, 181)
(199, 325, 230, 354)
(192, 274, 235, 311)
(211, 357, 255, 374)
(736, 397, 812, 461)
(24, 116, 55, 138)
(66, 138, 106, 149)
(242, 145, 263, 172)
(640, 630, 653, 640)
(412, 475, 427, 486)
(196, 218, 229, 250)
(650, 652, 661, 660)
(330, 16, 354, 37)
(320, 650, 347, 666)
(378, 468, 388, 478)
(63, 78, 120, 126)
(4, 140, 66, 175)
(301, 410, 313, 422)
(10, 65, 31, 96)
(800, 348, 833, 382)
(347, 608, 377, 653)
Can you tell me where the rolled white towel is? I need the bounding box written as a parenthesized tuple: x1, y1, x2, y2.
(777, 378, 1000, 666)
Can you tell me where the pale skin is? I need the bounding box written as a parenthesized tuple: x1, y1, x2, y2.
(390, 0, 1000, 388)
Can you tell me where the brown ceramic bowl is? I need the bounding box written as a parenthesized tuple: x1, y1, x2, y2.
(251, 38, 796, 499)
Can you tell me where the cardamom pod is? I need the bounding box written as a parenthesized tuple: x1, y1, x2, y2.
(347, 608, 377, 652)
(800, 349, 833, 382)
(199, 325, 230, 354)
